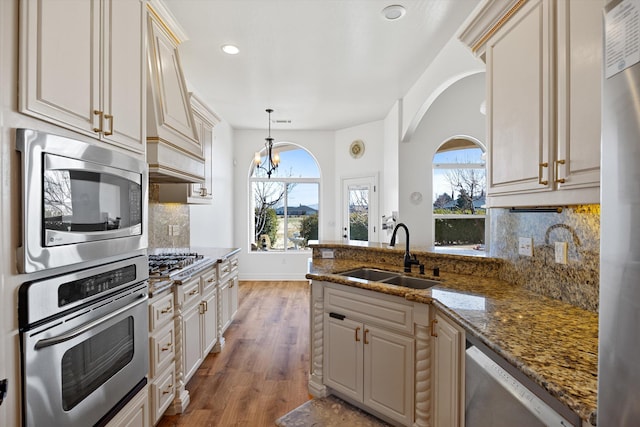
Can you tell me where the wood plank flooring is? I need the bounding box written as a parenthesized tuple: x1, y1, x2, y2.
(157, 281, 311, 427)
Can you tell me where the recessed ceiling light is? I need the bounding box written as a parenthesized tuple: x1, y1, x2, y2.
(221, 44, 240, 55)
(382, 5, 406, 21)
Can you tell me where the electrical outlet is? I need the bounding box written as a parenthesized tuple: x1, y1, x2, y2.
(172, 225, 180, 236)
(518, 237, 533, 257)
(321, 250, 334, 259)
(555, 242, 568, 264)
(167, 225, 173, 236)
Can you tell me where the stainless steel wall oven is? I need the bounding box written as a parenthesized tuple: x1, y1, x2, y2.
(16, 128, 147, 273)
(19, 255, 149, 427)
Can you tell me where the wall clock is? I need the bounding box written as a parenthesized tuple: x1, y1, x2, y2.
(349, 139, 365, 159)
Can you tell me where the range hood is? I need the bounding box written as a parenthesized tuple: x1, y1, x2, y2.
(146, 0, 205, 184)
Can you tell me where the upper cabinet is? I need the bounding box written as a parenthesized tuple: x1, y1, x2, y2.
(19, 0, 146, 155)
(459, 0, 602, 207)
(158, 93, 220, 203)
(146, 0, 205, 183)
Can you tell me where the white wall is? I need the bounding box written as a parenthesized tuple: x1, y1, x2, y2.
(334, 120, 385, 242)
(382, 101, 401, 241)
(233, 128, 335, 280)
(401, 37, 484, 142)
(399, 72, 486, 247)
(190, 119, 235, 247)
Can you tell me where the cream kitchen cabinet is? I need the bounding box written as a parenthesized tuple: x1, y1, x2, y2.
(158, 93, 220, 203)
(218, 255, 239, 336)
(432, 310, 465, 427)
(20, 0, 146, 154)
(148, 289, 176, 425)
(322, 285, 414, 426)
(105, 385, 150, 427)
(460, 0, 601, 207)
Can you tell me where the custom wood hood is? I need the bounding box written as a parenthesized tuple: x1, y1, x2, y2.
(146, 0, 204, 183)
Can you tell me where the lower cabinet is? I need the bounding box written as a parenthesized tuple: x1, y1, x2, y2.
(432, 310, 466, 427)
(322, 284, 415, 426)
(148, 290, 175, 425)
(219, 275, 238, 334)
(105, 385, 150, 427)
(324, 315, 414, 425)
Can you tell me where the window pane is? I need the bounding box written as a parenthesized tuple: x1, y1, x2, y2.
(253, 181, 285, 250)
(434, 218, 485, 247)
(433, 147, 484, 164)
(349, 186, 369, 241)
(433, 168, 486, 214)
(252, 144, 320, 178)
(287, 183, 319, 250)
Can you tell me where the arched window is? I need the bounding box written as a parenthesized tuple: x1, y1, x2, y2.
(250, 142, 320, 252)
(432, 137, 486, 252)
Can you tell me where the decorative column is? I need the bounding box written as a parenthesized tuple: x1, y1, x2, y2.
(414, 318, 432, 426)
(166, 285, 190, 414)
(308, 281, 327, 397)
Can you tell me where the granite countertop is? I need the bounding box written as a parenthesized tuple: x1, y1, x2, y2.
(190, 246, 240, 262)
(306, 257, 598, 425)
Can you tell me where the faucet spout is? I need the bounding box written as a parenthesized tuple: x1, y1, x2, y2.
(390, 223, 420, 273)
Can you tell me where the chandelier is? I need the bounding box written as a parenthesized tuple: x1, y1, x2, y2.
(254, 108, 280, 178)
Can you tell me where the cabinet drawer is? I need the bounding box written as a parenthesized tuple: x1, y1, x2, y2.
(218, 259, 232, 281)
(150, 321, 175, 377)
(151, 364, 175, 424)
(149, 292, 174, 331)
(178, 277, 201, 307)
(229, 255, 239, 273)
(201, 267, 217, 293)
(325, 286, 413, 334)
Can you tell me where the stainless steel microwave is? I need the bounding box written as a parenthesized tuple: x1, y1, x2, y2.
(16, 129, 147, 273)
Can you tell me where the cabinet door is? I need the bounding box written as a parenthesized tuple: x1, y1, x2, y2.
(102, 0, 145, 153)
(229, 275, 239, 321)
(486, 0, 552, 195)
(219, 280, 231, 333)
(201, 290, 217, 355)
(555, 0, 602, 190)
(20, 0, 100, 135)
(105, 385, 149, 427)
(433, 313, 465, 427)
(363, 325, 414, 426)
(182, 302, 203, 384)
(323, 314, 363, 401)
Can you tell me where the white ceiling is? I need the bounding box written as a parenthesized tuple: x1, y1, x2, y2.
(162, 0, 479, 131)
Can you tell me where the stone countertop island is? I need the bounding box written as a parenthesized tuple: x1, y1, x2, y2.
(306, 242, 598, 425)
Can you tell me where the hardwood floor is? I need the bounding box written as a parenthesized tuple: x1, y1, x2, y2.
(157, 281, 311, 427)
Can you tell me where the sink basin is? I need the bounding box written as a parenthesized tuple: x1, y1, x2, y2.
(338, 268, 400, 282)
(338, 268, 440, 290)
(382, 275, 440, 290)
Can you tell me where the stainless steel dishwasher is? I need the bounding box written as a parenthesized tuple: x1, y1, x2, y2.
(465, 337, 580, 427)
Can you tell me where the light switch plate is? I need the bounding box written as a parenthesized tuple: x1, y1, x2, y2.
(555, 242, 568, 264)
(518, 237, 533, 257)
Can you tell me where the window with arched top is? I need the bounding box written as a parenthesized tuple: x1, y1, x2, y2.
(250, 142, 320, 252)
(432, 137, 486, 252)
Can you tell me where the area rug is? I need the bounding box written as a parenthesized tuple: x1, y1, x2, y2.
(275, 395, 391, 426)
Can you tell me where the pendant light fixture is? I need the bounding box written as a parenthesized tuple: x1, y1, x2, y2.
(254, 108, 280, 178)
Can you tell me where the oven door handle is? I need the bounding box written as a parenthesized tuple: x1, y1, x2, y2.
(34, 293, 148, 350)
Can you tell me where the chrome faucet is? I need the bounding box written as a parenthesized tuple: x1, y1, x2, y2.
(390, 223, 421, 273)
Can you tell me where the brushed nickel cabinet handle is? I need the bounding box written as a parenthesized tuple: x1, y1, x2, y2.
(538, 162, 549, 185)
(554, 159, 566, 184)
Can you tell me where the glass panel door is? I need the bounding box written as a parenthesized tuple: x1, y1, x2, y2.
(342, 176, 378, 242)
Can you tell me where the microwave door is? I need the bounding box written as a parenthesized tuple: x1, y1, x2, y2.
(43, 154, 142, 247)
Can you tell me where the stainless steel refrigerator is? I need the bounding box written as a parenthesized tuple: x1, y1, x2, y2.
(599, 1, 640, 425)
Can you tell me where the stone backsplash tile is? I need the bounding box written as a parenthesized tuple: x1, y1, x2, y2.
(148, 184, 190, 249)
(489, 205, 600, 312)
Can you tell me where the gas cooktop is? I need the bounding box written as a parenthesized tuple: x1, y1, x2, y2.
(148, 252, 215, 294)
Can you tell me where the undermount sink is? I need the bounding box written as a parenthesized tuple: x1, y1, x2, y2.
(382, 275, 440, 290)
(338, 268, 440, 290)
(338, 268, 399, 282)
